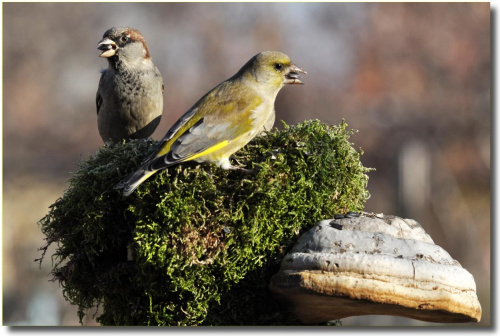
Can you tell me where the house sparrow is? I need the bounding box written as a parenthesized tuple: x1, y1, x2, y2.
(96, 27, 164, 143)
(115, 51, 306, 196)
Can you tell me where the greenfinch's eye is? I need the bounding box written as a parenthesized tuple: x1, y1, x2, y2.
(121, 35, 130, 43)
(274, 63, 283, 71)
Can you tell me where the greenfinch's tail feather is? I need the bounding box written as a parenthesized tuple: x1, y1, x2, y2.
(115, 153, 183, 196)
(114, 168, 156, 196)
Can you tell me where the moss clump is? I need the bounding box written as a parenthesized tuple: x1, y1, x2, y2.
(38, 120, 372, 326)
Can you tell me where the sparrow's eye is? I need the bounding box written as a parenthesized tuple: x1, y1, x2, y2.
(274, 63, 283, 71)
(121, 35, 130, 43)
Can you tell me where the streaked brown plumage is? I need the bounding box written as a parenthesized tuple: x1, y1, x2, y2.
(96, 27, 163, 143)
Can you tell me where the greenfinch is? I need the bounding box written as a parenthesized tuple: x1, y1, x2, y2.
(115, 51, 306, 196)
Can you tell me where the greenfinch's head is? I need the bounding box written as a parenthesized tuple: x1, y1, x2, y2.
(239, 51, 307, 88)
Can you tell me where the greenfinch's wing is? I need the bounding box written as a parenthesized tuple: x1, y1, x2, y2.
(147, 82, 262, 171)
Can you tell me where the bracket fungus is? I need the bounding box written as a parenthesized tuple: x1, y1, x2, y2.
(269, 213, 482, 324)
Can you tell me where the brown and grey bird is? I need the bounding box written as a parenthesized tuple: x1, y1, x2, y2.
(115, 51, 306, 196)
(96, 27, 164, 143)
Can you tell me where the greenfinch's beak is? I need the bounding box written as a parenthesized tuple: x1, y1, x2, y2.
(98, 37, 118, 58)
(284, 64, 307, 85)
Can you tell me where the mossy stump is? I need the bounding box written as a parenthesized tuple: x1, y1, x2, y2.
(38, 120, 372, 326)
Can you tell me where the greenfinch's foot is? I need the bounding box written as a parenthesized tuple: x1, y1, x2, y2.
(229, 166, 253, 174)
(220, 157, 252, 173)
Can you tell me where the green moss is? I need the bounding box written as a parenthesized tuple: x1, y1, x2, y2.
(38, 120, 372, 326)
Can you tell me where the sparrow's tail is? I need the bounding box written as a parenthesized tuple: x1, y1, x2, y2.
(114, 166, 156, 196)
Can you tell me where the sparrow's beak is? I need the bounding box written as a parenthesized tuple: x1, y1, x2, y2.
(97, 37, 118, 58)
(284, 64, 307, 85)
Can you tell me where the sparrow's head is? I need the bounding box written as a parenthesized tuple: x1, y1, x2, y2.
(98, 27, 152, 67)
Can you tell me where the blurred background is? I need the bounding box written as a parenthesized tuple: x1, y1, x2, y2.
(2, 2, 490, 327)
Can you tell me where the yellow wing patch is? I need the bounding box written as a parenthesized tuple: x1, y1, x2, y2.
(188, 140, 230, 161)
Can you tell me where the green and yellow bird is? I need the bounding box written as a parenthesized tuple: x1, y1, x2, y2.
(114, 51, 306, 196)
